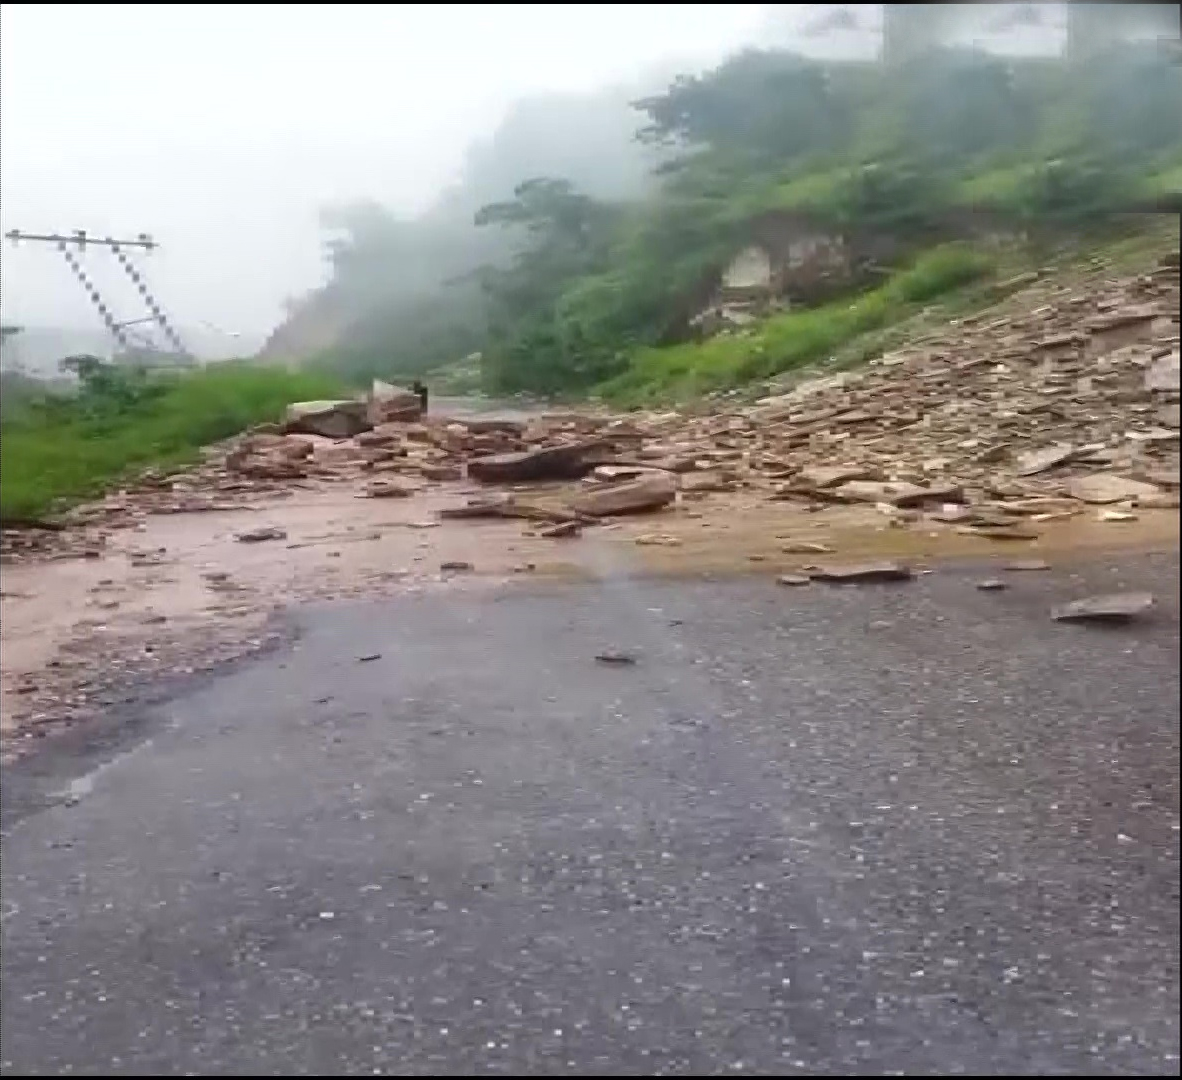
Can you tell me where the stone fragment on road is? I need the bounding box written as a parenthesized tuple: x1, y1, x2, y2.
(1051, 592, 1154, 623)
(595, 650, 637, 666)
(634, 533, 682, 546)
(796, 464, 877, 489)
(440, 560, 473, 573)
(776, 574, 811, 586)
(570, 472, 677, 518)
(1067, 473, 1162, 505)
(539, 520, 582, 539)
(366, 379, 423, 426)
(282, 400, 371, 440)
(780, 540, 834, 554)
(809, 561, 914, 583)
(419, 464, 463, 482)
(1135, 491, 1181, 509)
(541, 519, 583, 538)
(235, 526, 288, 543)
(467, 441, 604, 484)
(976, 578, 1007, 591)
(440, 495, 579, 525)
(362, 479, 413, 499)
(832, 479, 964, 507)
(1145, 349, 1180, 393)
(1015, 444, 1078, 477)
(959, 524, 1041, 541)
(1005, 559, 1051, 572)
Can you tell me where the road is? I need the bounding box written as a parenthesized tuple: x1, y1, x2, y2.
(2, 553, 1179, 1075)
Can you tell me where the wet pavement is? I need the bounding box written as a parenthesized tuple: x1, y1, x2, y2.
(1, 553, 1179, 1075)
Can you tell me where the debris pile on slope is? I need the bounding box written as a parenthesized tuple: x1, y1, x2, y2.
(424, 254, 1179, 536)
(3, 257, 1178, 562)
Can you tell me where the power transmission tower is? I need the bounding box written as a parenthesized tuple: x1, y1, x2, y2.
(4, 229, 191, 362)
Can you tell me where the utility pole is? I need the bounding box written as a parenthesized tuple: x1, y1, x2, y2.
(4, 229, 190, 361)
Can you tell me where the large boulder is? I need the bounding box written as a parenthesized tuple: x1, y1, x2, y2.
(282, 400, 370, 439)
(569, 472, 677, 517)
(467, 441, 605, 484)
(367, 379, 423, 425)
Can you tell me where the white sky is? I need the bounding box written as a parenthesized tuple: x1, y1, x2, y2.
(0, 4, 1086, 350)
(0, 3, 774, 344)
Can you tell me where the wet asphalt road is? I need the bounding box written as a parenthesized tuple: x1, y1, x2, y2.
(2, 553, 1179, 1076)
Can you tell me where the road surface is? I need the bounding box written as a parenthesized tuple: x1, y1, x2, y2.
(2, 553, 1179, 1075)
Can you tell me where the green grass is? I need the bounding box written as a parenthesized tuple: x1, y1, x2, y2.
(595, 244, 993, 406)
(0, 363, 348, 519)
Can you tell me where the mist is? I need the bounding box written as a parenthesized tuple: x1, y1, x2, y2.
(0, 3, 769, 367)
(3, 3, 1177, 377)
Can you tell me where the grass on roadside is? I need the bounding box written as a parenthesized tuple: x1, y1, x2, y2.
(1, 363, 347, 520)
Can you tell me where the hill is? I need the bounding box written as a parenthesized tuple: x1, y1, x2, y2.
(268, 36, 1181, 408)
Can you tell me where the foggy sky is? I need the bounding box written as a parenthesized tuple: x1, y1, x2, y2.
(0, 4, 1074, 353)
(0, 3, 774, 349)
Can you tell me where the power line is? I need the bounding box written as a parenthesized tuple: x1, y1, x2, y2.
(5, 229, 190, 360)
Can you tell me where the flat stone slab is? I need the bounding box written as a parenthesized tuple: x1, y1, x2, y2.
(809, 561, 914, 583)
(1051, 592, 1155, 624)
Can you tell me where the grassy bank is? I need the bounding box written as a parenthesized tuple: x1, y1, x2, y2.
(1, 363, 346, 520)
(596, 244, 993, 406)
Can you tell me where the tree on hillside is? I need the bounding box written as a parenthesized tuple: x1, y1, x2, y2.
(633, 50, 854, 165)
(473, 178, 624, 393)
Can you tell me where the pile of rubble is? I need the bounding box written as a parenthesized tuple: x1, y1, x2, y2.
(427, 252, 1180, 535)
(3, 253, 1178, 563)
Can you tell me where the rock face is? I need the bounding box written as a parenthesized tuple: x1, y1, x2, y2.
(282, 400, 370, 439)
(569, 473, 678, 517)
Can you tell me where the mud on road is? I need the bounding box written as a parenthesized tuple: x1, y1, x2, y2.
(2, 460, 1177, 764)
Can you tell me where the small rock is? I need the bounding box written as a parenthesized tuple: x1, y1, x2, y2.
(357, 653, 382, 663)
(634, 534, 683, 547)
(540, 520, 583, 539)
(595, 651, 637, 666)
(780, 540, 835, 554)
(1051, 592, 1154, 624)
(1098, 509, 1138, 522)
(570, 472, 677, 518)
(960, 525, 1040, 541)
(440, 560, 473, 573)
(1067, 473, 1161, 505)
(1005, 559, 1051, 572)
(235, 526, 287, 543)
(976, 579, 1007, 591)
(1135, 491, 1181, 510)
(776, 574, 811, 587)
(796, 465, 876, 489)
(810, 561, 914, 583)
(363, 479, 413, 499)
(1145, 350, 1180, 393)
(419, 464, 463, 482)
(1015, 444, 1078, 477)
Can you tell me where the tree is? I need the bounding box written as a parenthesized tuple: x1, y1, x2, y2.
(633, 50, 853, 165)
